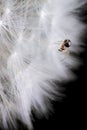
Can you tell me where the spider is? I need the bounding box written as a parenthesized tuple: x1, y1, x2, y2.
(58, 39, 71, 52)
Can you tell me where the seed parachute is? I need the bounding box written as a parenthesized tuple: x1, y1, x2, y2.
(0, 0, 84, 129)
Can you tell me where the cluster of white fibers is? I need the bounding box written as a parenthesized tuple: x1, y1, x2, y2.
(0, 0, 84, 129)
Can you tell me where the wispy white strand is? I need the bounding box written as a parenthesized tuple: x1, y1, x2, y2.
(0, 0, 84, 129)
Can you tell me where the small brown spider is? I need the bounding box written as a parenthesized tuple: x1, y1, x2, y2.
(58, 39, 71, 52)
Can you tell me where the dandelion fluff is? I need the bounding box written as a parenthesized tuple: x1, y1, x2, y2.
(0, 0, 84, 129)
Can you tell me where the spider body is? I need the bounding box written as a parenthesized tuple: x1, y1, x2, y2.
(59, 39, 71, 51)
